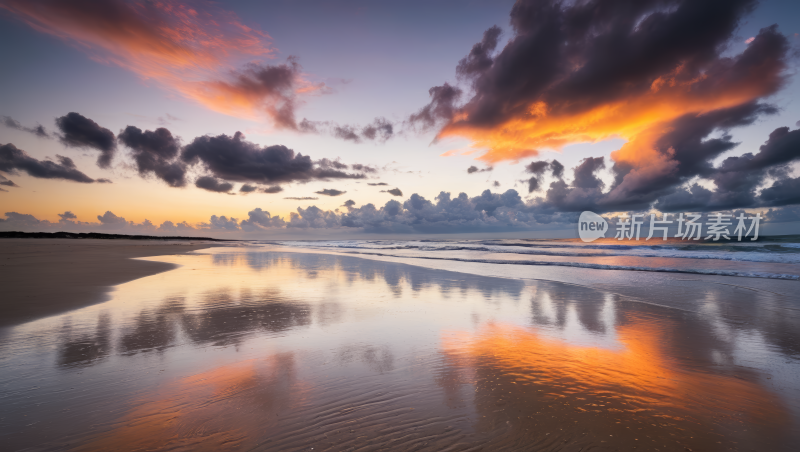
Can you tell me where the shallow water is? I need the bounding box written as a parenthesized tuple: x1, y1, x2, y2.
(1, 248, 799, 451)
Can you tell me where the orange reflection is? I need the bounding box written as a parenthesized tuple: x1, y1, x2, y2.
(441, 318, 786, 427)
(75, 353, 310, 452)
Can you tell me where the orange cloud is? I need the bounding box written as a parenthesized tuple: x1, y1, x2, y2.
(1, 0, 322, 127)
(420, 1, 789, 173)
(442, 53, 783, 164)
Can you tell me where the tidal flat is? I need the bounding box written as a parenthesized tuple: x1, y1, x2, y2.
(1, 246, 799, 451)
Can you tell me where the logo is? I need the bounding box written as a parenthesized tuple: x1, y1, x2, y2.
(578, 211, 607, 242)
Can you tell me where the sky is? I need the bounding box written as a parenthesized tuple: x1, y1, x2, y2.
(1, 0, 799, 238)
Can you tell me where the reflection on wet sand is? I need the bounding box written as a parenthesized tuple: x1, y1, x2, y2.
(440, 317, 789, 451)
(1, 249, 798, 451)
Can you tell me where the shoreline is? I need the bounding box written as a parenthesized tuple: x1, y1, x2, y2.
(0, 239, 222, 328)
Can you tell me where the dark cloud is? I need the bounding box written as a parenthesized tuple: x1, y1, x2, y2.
(285, 197, 318, 200)
(97, 211, 126, 226)
(240, 208, 285, 231)
(240, 184, 257, 193)
(181, 131, 366, 184)
(467, 166, 492, 174)
(301, 117, 394, 143)
(765, 206, 800, 223)
(526, 160, 563, 193)
(96, 178, 113, 183)
(343, 199, 356, 209)
(381, 188, 403, 197)
(408, 83, 463, 131)
(55, 112, 116, 168)
(1, 115, 51, 138)
(361, 117, 393, 142)
(333, 125, 360, 142)
(205, 215, 240, 231)
(261, 185, 283, 194)
(351, 164, 378, 173)
(456, 25, 502, 78)
(118, 126, 186, 187)
(0, 174, 19, 187)
(214, 58, 306, 130)
(195, 176, 233, 193)
(334, 189, 536, 233)
(316, 158, 349, 170)
(315, 188, 346, 196)
(444, 0, 773, 132)
(368, 182, 389, 186)
(58, 211, 77, 221)
(0, 143, 95, 183)
(288, 206, 341, 228)
(492, 181, 500, 187)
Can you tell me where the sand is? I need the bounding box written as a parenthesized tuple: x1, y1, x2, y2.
(0, 239, 220, 327)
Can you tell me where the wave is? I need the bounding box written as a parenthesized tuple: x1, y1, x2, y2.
(330, 250, 800, 280)
(268, 240, 800, 264)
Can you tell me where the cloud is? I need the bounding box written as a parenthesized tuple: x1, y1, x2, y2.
(55, 112, 117, 168)
(0, 1, 334, 129)
(118, 126, 186, 187)
(350, 164, 378, 173)
(1, 115, 51, 138)
(238, 183, 283, 194)
(301, 117, 395, 143)
(333, 125, 360, 142)
(456, 25, 502, 78)
(518, 118, 800, 214)
(240, 208, 285, 231)
(158, 220, 196, 233)
(422, 0, 788, 167)
(58, 211, 77, 221)
(0, 212, 42, 228)
(288, 206, 341, 228)
(239, 184, 257, 193)
(97, 211, 126, 225)
(368, 182, 389, 186)
(284, 197, 318, 200)
(315, 188, 346, 196)
(408, 83, 463, 131)
(360, 117, 394, 142)
(1, 143, 96, 183)
(195, 176, 233, 193)
(204, 215, 240, 231)
(261, 185, 283, 194)
(189, 57, 322, 129)
(342, 199, 356, 209)
(0, 173, 19, 188)
(381, 188, 403, 197)
(96, 178, 113, 183)
(526, 160, 563, 193)
(467, 166, 492, 174)
(181, 131, 367, 184)
(333, 189, 540, 233)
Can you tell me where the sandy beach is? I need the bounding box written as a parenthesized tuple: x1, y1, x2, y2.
(1, 244, 798, 451)
(0, 239, 220, 327)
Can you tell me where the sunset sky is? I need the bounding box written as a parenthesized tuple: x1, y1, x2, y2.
(1, 0, 799, 237)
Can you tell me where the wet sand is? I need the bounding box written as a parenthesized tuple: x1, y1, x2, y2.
(1, 247, 798, 451)
(0, 239, 220, 327)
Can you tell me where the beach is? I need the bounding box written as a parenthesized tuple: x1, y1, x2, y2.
(0, 239, 220, 327)
(1, 241, 799, 450)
